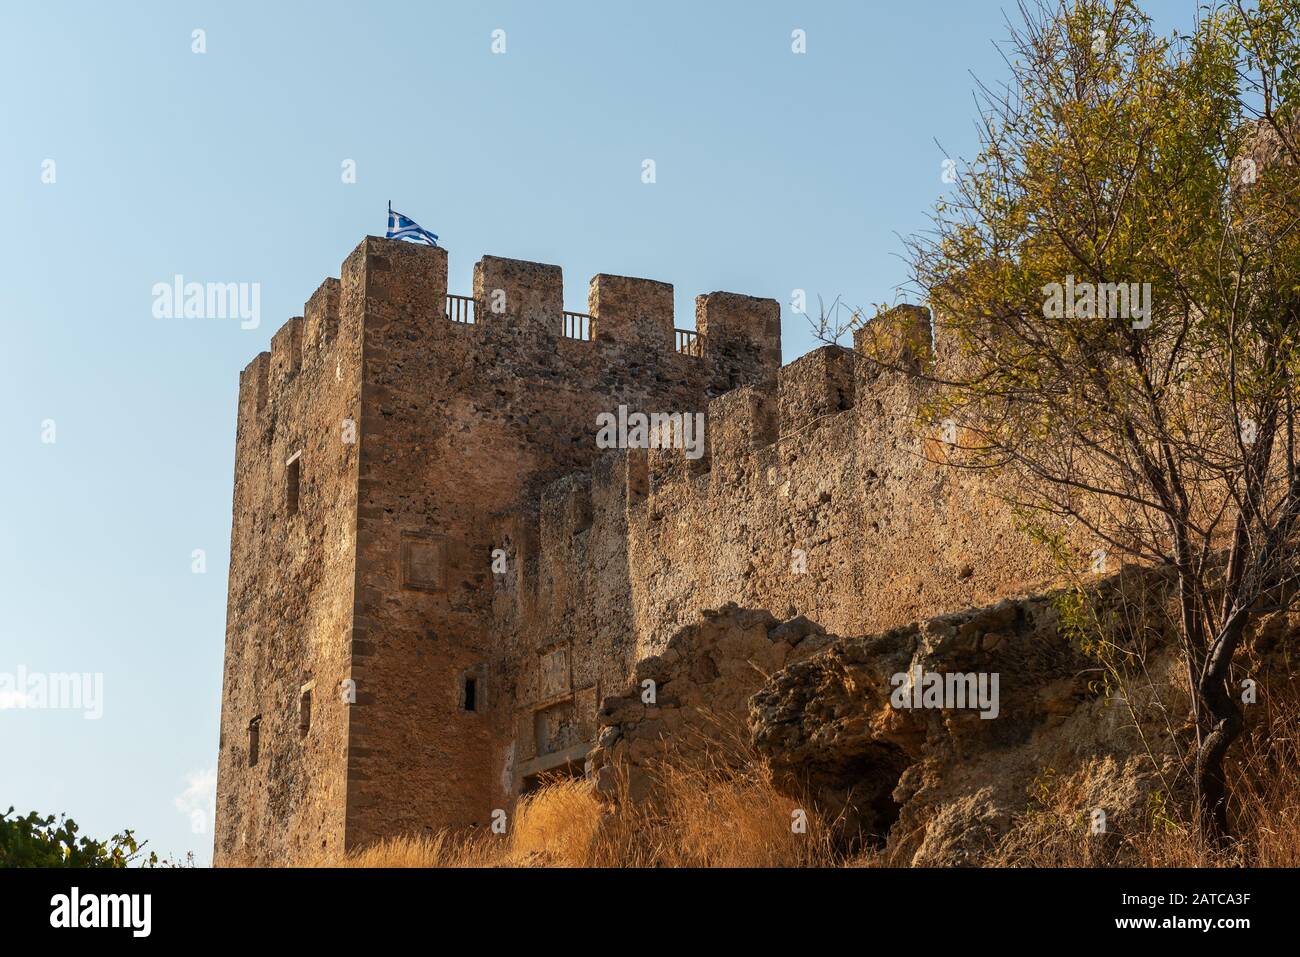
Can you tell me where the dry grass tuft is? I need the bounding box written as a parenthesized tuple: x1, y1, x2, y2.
(332, 737, 839, 868)
(989, 699, 1300, 868)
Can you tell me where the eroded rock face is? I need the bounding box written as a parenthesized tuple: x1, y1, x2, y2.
(586, 604, 833, 803)
(583, 570, 1203, 866)
(751, 568, 1187, 864)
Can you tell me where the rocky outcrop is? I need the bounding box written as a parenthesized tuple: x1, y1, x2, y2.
(751, 567, 1188, 864)
(587, 604, 833, 802)
(587, 569, 1204, 866)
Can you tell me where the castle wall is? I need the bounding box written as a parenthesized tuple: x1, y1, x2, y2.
(626, 332, 1062, 651)
(489, 453, 647, 796)
(497, 311, 1071, 813)
(214, 271, 358, 866)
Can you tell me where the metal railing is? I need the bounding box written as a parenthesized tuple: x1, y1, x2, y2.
(446, 294, 475, 324)
(443, 299, 607, 343)
(563, 311, 594, 341)
(675, 328, 703, 357)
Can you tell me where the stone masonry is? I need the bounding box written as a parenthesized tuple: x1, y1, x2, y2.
(214, 235, 1064, 865)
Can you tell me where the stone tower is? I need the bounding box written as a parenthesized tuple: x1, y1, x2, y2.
(213, 236, 780, 865)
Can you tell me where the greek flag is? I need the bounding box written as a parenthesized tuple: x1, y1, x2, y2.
(385, 202, 439, 247)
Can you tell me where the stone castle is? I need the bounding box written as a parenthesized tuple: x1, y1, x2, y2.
(213, 235, 1065, 865)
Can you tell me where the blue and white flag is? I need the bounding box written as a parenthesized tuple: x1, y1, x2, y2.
(385, 203, 439, 246)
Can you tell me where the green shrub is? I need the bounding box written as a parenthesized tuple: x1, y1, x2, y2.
(0, 805, 156, 868)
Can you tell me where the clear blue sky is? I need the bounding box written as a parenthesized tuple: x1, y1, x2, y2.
(0, 0, 1198, 865)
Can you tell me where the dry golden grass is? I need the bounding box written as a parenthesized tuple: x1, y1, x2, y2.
(987, 701, 1300, 868)
(339, 830, 494, 868)
(507, 771, 606, 866)
(330, 744, 839, 868)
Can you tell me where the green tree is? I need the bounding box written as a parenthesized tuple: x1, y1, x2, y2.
(0, 805, 157, 868)
(875, 0, 1300, 844)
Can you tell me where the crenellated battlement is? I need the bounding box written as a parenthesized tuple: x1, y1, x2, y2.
(625, 303, 935, 501)
(304, 277, 341, 351)
(235, 237, 783, 441)
(496, 302, 941, 642)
